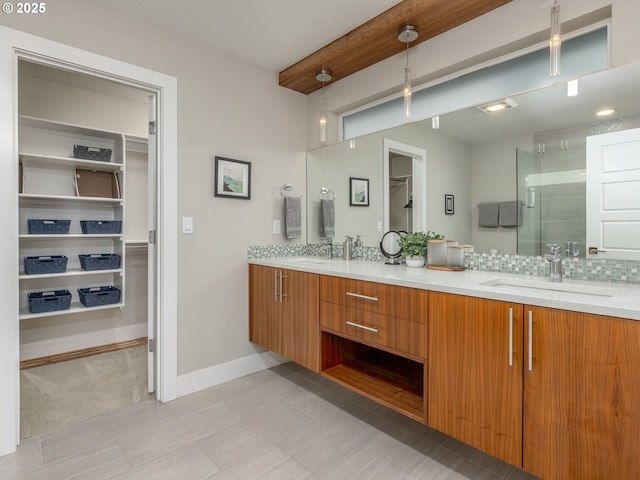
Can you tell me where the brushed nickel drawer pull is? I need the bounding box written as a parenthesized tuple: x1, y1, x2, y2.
(346, 292, 379, 302)
(508, 307, 514, 367)
(528, 310, 533, 372)
(346, 321, 378, 333)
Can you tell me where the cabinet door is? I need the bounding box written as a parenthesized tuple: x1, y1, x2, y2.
(282, 269, 319, 372)
(429, 292, 523, 466)
(248, 265, 282, 354)
(524, 306, 640, 480)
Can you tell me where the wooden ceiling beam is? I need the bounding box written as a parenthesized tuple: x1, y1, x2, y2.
(279, 0, 512, 95)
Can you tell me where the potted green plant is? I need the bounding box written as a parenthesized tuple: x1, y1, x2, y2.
(398, 231, 444, 267)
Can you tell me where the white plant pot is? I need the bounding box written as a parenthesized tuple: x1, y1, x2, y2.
(405, 256, 426, 267)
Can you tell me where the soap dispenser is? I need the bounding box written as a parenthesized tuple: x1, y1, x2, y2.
(354, 235, 363, 259)
(343, 235, 353, 260)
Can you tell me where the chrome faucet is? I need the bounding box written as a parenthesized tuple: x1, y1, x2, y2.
(545, 243, 563, 282)
(563, 241, 580, 258)
(323, 237, 333, 259)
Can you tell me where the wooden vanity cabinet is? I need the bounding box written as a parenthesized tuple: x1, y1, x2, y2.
(523, 306, 640, 480)
(248, 264, 319, 372)
(428, 292, 524, 467)
(319, 276, 428, 422)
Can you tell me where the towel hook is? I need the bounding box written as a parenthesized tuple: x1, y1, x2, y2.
(319, 187, 336, 200)
(280, 183, 294, 197)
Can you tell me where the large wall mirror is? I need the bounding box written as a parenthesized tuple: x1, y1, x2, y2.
(306, 61, 640, 260)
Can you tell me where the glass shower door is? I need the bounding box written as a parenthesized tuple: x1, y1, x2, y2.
(516, 147, 542, 255)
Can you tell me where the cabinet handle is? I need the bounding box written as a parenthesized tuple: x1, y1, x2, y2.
(508, 307, 514, 367)
(346, 321, 378, 333)
(280, 273, 287, 302)
(346, 292, 379, 302)
(528, 310, 533, 372)
(274, 270, 278, 302)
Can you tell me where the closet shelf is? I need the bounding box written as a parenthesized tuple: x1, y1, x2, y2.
(19, 301, 124, 321)
(19, 115, 123, 139)
(19, 193, 122, 206)
(19, 152, 123, 172)
(19, 234, 123, 240)
(19, 268, 123, 280)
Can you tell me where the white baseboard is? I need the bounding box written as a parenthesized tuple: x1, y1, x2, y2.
(20, 323, 148, 361)
(176, 351, 288, 398)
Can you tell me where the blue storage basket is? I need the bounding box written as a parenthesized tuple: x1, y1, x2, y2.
(28, 290, 72, 314)
(73, 145, 112, 162)
(78, 286, 121, 307)
(80, 220, 122, 234)
(28, 219, 71, 234)
(24, 255, 68, 275)
(78, 253, 121, 271)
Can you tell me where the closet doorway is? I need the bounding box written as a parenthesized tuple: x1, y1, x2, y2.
(383, 139, 428, 234)
(17, 59, 158, 438)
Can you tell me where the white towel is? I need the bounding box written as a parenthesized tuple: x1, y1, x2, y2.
(284, 196, 301, 239)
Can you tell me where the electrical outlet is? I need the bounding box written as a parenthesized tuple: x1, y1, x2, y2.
(273, 220, 281, 234)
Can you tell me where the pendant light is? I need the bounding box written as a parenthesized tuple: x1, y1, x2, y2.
(549, 0, 561, 77)
(316, 69, 332, 143)
(398, 25, 419, 118)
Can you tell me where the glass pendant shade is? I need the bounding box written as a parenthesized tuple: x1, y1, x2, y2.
(550, 2, 561, 76)
(316, 69, 332, 143)
(398, 25, 418, 119)
(319, 98, 327, 143)
(404, 66, 412, 118)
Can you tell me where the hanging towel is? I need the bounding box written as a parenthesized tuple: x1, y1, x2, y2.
(284, 196, 301, 239)
(478, 202, 500, 228)
(320, 199, 335, 238)
(498, 201, 519, 228)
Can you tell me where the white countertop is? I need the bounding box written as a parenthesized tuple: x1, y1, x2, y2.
(249, 257, 640, 321)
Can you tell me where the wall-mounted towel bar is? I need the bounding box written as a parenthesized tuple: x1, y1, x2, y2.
(280, 183, 301, 198)
(319, 187, 335, 200)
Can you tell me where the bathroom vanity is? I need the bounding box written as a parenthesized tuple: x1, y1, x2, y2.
(248, 257, 640, 480)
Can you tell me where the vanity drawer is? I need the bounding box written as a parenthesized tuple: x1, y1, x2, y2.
(320, 301, 426, 359)
(319, 275, 428, 323)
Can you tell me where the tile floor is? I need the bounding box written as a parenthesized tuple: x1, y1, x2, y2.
(0, 362, 540, 479)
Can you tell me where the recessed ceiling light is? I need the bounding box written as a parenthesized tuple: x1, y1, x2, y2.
(478, 98, 518, 113)
(596, 108, 616, 116)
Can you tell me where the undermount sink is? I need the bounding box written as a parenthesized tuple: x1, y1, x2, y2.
(480, 278, 617, 298)
(278, 257, 328, 265)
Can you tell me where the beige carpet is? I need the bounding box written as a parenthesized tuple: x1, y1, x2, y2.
(20, 345, 153, 439)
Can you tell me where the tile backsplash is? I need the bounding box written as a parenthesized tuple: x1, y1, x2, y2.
(248, 245, 640, 284)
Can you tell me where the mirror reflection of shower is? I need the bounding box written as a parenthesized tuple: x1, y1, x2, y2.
(389, 153, 413, 232)
(516, 135, 587, 257)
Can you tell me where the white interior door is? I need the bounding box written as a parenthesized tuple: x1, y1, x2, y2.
(586, 127, 640, 260)
(147, 95, 158, 393)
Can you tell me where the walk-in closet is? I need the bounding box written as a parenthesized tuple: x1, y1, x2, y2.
(17, 59, 155, 438)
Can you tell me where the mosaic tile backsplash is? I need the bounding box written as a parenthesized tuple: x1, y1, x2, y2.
(248, 245, 640, 284)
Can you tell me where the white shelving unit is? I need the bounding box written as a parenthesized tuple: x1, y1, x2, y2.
(18, 115, 127, 321)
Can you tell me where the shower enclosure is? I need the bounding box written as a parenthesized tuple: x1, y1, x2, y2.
(516, 131, 587, 257)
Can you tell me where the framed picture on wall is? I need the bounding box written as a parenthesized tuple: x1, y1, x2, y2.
(214, 156, 251, 199)
(349, 177, 369, 206)
(445, 194, 454, 214)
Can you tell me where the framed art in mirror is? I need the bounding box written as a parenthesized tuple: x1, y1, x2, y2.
(445, 194, 454, 215)
(349, 177, 369, 206)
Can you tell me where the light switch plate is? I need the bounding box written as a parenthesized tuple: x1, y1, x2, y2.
(273, 220, 281, 234)
(182, 216, 193, 234)
(377, 220, 383, 232)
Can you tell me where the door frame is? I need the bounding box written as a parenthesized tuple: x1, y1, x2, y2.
(383, 139, 427, 233)
(0, 25, 178, 456)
